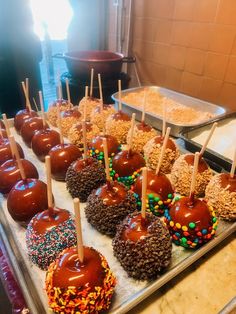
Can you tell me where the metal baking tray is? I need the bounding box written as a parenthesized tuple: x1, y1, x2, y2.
(0, 126, 236, 314)
(112, 86, 234, 138)
(180, 116, 236, 173)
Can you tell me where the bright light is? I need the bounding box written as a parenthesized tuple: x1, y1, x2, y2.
(29, 0, 73, 40)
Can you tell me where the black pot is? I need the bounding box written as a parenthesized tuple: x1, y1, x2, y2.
(53, 50, 135, 78)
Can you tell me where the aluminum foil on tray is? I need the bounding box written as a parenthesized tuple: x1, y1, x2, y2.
(112, 86, 233, 137)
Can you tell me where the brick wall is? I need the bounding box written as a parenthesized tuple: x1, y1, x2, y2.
(109, 0, 236, 110)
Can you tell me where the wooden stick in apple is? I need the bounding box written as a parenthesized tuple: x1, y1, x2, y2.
(230, 148, 236, 178)
(141, 166, 147, 219)
(56, 104, 64, 144)
(189, 152, 200, 204)
(65, 78, 71, 105)
(156, 127, 171, 175)
(25, 77, 31, 109)
(84, 86, 88, 120)
(118, 80, 122, 111)
(82, 120, 87, 159)
(45, 156, 54, 217)
(21, 81, 32, 111)
(73, 198, 84, 263)
(199, 122, 217, 158)
(39, 91, 47, 128)
(98, 74, 105, 135)
(102, 137, 111, 182)
(32, 97, 40, 112)
(141, 89, 147, 123)
(90, 68, 94, 98)
(2, 114, 11, 138)
(127, 113, 136, 153)
(9, 135, 26, 180)
(162, 102, 167, 138)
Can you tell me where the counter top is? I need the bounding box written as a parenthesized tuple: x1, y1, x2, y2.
(128, 234, 236, 314)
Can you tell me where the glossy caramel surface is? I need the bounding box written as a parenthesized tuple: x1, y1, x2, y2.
(95, 181, 127, 206)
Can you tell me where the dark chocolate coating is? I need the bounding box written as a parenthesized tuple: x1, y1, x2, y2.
(169, 197, 212, 233)
(154, 135, 176, 151)
(30, 207, 70, 235)
(52, 246, 105, 289)
(219, 173, 236, 193)
(110, 110, 130, 121)
(14, 109, 38, 132)
(21, 117, 48, 147)
(66, 157, 106, 202)
(0, 159, 38, 194)
(85, 183, 137, 236)
(112, 150, 145, 177)
(89, 135, 120, 156)
(49, 143, 82, 181)
(31, 128, 60, 162)
(0, 139, 24, 166)
(7, 178, 48, 223)
(133, 169, 173, 200)
(184, 154, 208, 173)
(136, 122, 153, 132)
(112, 211, 172, 280)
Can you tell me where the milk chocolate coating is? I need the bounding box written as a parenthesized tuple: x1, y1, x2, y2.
(112, 150, 145, 177)
(89, 135, 120, 156)
(66, 157, 106, 202)
(136, 122, 152, 132)
(111, 110, 130, 121)
(85, 183, 137, 236)
(14, 109, 38, 132)
(30, 207, 70, 235)
(31, 128, 60, 162)
(52, 246, 105, 289)
(112, 211, 172, 280)
(169, 197, 212, 232)
(49, 144, 82, 181)
(0, 139, 24, 166)
(154, 135, 176, 151)
(7, 178, 48, 223)
(184, 154, 208, 173)
(0, 159, 38, 194)
(21, 117, 48, 147)
(133, 169, 173, 200)
(219, 173, 236, 193)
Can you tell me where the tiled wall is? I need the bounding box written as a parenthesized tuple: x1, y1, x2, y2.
(109, 0, 236, 109)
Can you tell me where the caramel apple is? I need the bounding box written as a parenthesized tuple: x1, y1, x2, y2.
(127, 121, 157, 154)
(59, 107, 82, 137)
(21, 117, 48, 147)
(0, 159, 38, 194)
(206, 173, 236, 221)
(47, 99, 72, 126)
(14, 108, 38, 132)
(110, 149, 145, 187)
(85, 181, 137, 236)
(68, 121, 100, 150)
(78, 96, 100, 121)
(88, 134, 120, 162)
(144, 135, 179, 174)
(0, 120, 6, 129)
(0, 139, 24, 166)
(112, 211, 172, 280)
(164, 196, 218, 249)
(0, 129, 8, 139)
(90, 104, 116, 131)
(171, 153, 212, 197)
(132, 168, 174, 216)
(31, 128, 60, 162)
(45, 246, 116, 313)
(66, 157, 106, 202)
(26, 207, 77, 270)
(7, 178, 48, 224)
(106, 110, 131, 144)
(49, 143, 82, 181)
